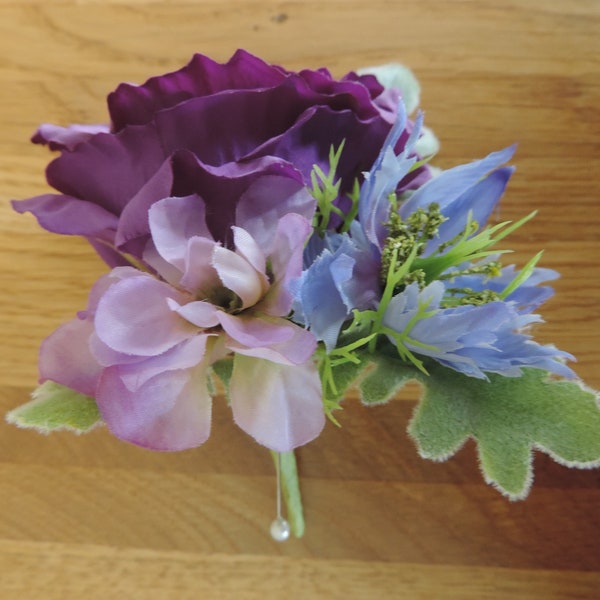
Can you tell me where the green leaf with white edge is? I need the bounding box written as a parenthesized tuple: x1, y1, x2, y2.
(408, 363, 600, 499)
(359, 352, 419, 405)
(271, 450, 305, 538)
(6, 381, 102, 434)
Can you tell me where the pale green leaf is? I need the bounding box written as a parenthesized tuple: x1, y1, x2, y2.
(408, 363, 600, 499)
(359, 353, 416, 405)
(326, 358, 367, 403)
(357, 63, 421, 114)
(6, 381, 102, 434)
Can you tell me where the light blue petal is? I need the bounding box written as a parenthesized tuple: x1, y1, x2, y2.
(399, 145, 516, 219)
(295, 229, 382, 351)
(383, 283, 575, 380)
(422, 166, 514, 254)
(359, 102, 423, 248)
(446, 265, 558, 313)
(297, 249, 351, 350)
(329, 250, 356, 310)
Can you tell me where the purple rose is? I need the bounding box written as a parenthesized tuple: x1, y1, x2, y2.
(13, 49, 417, 267)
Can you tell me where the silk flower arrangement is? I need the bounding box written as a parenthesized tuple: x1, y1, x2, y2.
(7, 50, 600, 540)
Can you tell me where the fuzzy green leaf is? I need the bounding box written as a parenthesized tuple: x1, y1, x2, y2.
(326, 358, 367, 403)
(359, 353, 417, 405)
(6, 381, 102, 434)
(408, 364, 600, 499)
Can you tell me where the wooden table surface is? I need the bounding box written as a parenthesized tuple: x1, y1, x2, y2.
(1, 1, 599, 598)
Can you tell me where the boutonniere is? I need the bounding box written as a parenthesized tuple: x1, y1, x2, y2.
(8, 51, 600, 540)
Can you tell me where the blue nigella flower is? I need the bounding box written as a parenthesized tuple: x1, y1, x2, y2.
(382, 281, 575, 380)
(291, 222, 379, 351)
(294, 100, 571, 382)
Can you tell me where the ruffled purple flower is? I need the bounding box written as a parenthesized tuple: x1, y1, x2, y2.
(13, 50, 414, 268)
(38, 162, 325, 453)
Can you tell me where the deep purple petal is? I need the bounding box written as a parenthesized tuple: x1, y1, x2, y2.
(108, 49, 287, 131)
(153, 84, 320, 166)
(85, 238, 131, 268)
(230, 355, 324, 451)
(296, 67, 382, 119)
(169, 151, 300, 246)
(46, 124, 165, 217)
(115, 157, 175, 253)
(32, 123, 110, 151)
(341, 70, 386, 103)
(12, 194, 119, 239)
(246, 105, 391, 199)
(149, 65, 385, 172)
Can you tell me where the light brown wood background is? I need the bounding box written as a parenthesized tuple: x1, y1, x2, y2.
(1, 1, 599, 598)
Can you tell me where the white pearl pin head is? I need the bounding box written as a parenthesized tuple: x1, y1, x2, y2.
(270, 516, 291, 542)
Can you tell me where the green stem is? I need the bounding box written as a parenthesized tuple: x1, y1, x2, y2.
(270, 450, 305, 537)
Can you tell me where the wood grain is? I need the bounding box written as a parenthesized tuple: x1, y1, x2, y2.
(2, 540, 598, 600)
(0, 1, 599, 598)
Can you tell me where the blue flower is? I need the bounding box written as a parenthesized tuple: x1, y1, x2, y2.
(293, 102, 425, 348)
(292, 223, 380, 350)
(443, 262, 559, 314)
(398, 147, 516, 262)
(294, 99, 569, 381)
(382, 281, 575, 380)
(358, 102, 424, 249)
